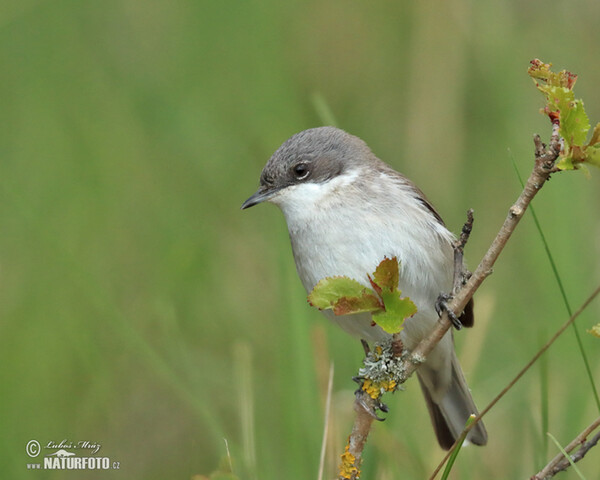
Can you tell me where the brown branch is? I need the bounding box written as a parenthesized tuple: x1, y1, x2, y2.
(339, 392, 377, 480)
(341, 125, 561, 475)
(531, 416, 600, 479)
(428, 284, 600, 480)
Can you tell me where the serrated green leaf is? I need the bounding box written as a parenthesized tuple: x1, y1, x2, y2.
(528, 62, 595, 154)
(372, 310, 404, 334)
(556, 155, 576, 171)
(308, 258, 417, 328)
(308, 276, 381, 315)
(561, 99, 590, 146)
(308, 276, 366, 309)
(559, 143, 600, 170)
(541, 85, 573, 122)
(542, 85, 574, 110)
(332, 293, 382, 315)
(372, 257, 399, 292)
(372, 291, 418, 334)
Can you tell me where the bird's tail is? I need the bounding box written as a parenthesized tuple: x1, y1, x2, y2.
(417, 352, 488, 450)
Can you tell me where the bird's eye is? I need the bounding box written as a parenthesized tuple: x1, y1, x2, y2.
(293, 163, 309, 179)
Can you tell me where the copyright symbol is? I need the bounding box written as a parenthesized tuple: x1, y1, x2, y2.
(26, 440, 41, 458)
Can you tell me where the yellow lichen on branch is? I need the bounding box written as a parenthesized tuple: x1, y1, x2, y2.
(362, 378, 397, 400)
(339, 444, 359, 480)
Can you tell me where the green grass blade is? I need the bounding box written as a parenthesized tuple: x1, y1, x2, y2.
(440, 415, 475, 480)
(539, 330, 549, 463)
(547, 433, 587, 480)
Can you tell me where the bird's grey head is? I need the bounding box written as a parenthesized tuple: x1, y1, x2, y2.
(241, 126, 374, 209)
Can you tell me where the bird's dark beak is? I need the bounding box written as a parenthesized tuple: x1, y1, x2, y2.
(241, 186, 275, 209)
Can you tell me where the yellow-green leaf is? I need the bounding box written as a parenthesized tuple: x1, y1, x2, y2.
(332, 293, 382, 315)
(308, 277, 382, 315)
(561, 99, 590, 146)
(307, 257, 417, 330)
(556, 155, 576, 171)
(543, 85, 573, 114)
(372, 291, 417, 334)
(372, 257, 399, 292)
(528, 59, 600, 170)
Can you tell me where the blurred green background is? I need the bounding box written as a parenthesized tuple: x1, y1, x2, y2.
(1, 0, 599, 478)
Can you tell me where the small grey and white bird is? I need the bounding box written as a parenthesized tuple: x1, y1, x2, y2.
(242, 126, 487, 449)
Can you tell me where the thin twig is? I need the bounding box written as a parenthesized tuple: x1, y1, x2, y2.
(568, 431, 600, 465)
(532, 416, 600, 479)
(452, 209, 474, 294)
(428, 284, 600, 480)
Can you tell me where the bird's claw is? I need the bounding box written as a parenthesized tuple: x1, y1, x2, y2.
(360, 339, 370, 356)
(354, 388, 387, 421)
(435, 293, 463, 330)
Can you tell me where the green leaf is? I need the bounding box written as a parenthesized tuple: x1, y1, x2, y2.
(372, 257, 399, 292)
(441, 415, 477, 480)
(307, 257, 417, 330)
(308, 277, 382, 315)
(528, 60, 600, 170)
(308, 277, 367, 309)
(539, 85, 591, 148)
(369, 257, 417, 333)
(561, 99, 590, 146)
(556, 155, 576, 171)
(541, 85, 573, 114)
(332, 293, 383, 315)
(372, 291, 417, 334)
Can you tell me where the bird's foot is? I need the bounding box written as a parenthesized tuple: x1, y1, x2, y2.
(353, 387, 387, 421)
(435, 293, 463, 330)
